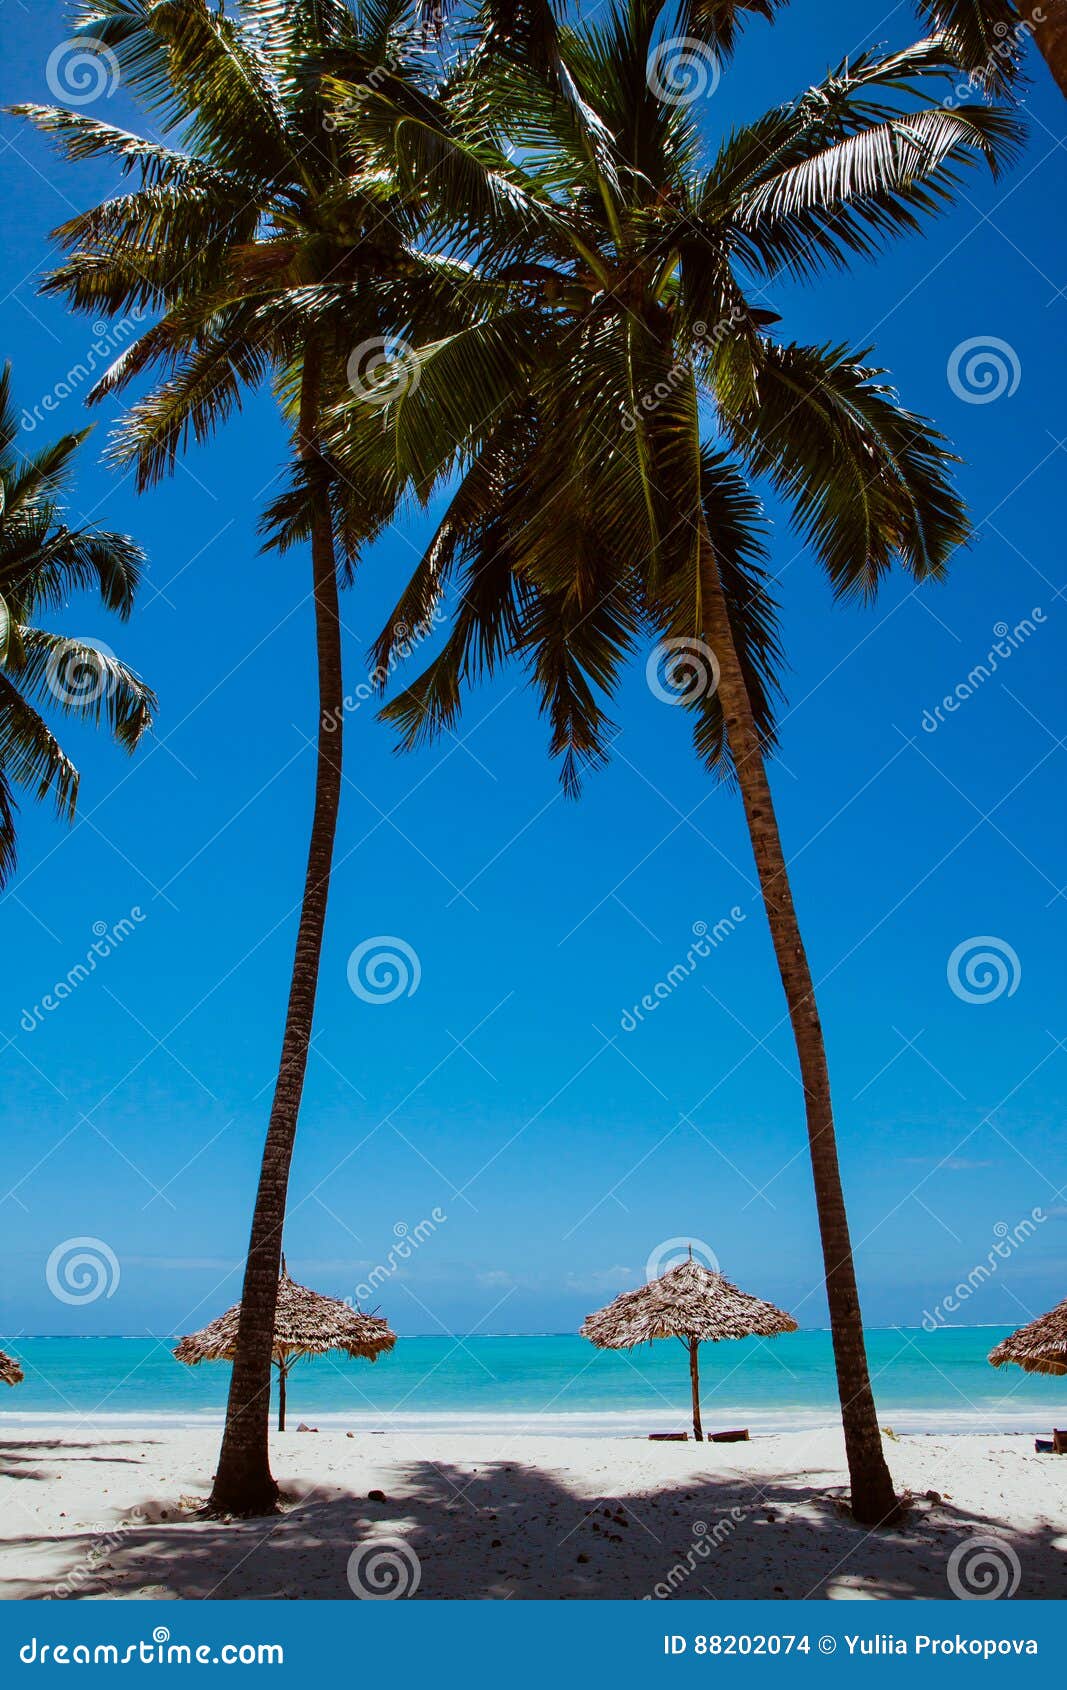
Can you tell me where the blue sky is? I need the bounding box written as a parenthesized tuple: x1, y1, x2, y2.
(0, 1, 1064, 1343)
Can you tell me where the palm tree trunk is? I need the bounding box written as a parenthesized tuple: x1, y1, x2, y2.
(209, 340, 343, 1515)
(697, 529, 898, 1526)
(1031, 0, 1067, 98)
(688, 1338, 704, 1442)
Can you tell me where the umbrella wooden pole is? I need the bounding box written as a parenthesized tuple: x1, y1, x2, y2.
(277, 1361, 287, 1433)
(689, 1338, 703, 1442)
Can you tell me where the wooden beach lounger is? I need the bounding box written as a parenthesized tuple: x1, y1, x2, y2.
(646, 1428, 750, 1442)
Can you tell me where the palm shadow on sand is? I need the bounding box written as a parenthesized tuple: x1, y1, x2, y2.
(1, 1440, 1063, 1600)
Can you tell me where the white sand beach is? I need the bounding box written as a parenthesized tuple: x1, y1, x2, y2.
(1, 1427, 1063, 1601)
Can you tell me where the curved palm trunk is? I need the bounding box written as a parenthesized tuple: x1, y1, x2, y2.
(697, 532, 898, 1525)
(1031, 0, 1067, 98)
(209, 342, 343, 1515)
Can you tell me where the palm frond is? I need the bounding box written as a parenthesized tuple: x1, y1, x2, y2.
(915, 2, 1026, 89)
(10, 630, 155, 749)
(0, 675, 80, 820)
(717, 337, 969, 596)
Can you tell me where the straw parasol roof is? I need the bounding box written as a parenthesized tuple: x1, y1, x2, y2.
(988, 1296, 1067, 1377)
(0, 1348, 24, 1387)
(581, 1257, 798, 1349)
(582, 1255, 797, 1441)
(174, 1263, 396, 1430)
(174, 1268, 395, 1368)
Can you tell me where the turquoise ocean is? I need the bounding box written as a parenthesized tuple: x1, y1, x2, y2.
(0, 1329, 1063, 1435)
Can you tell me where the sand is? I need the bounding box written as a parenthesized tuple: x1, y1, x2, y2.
(0, 1426, 1063, 1600)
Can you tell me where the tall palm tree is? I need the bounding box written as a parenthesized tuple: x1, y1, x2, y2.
(16, 0, 469, 1514)
(917, 2, 1067, 98)
(334, 3, 1019, 1522)
(481, 0, 1066, 96)
(0, 363, 154, 885)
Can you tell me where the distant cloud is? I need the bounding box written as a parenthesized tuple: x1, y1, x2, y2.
(564, 1265, 635, 1293)
(124, 1257, 239, 1272)
(900, 1157, 992, 1172)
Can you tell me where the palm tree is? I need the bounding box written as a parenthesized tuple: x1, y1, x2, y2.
(0, 363, 154, 885)
(334, 4, 1019, 1522)
(15, 0, 469, 1514)
(481, 1, 1066, 96)
(917, 2, 1067, 98)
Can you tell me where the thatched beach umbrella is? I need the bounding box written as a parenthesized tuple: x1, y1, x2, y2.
(989, 1296, 1067, 1377)
(174, 1261, 395, 1430)
(0, 1348, 24, 1387)
(581, 1252, 797, 1441)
